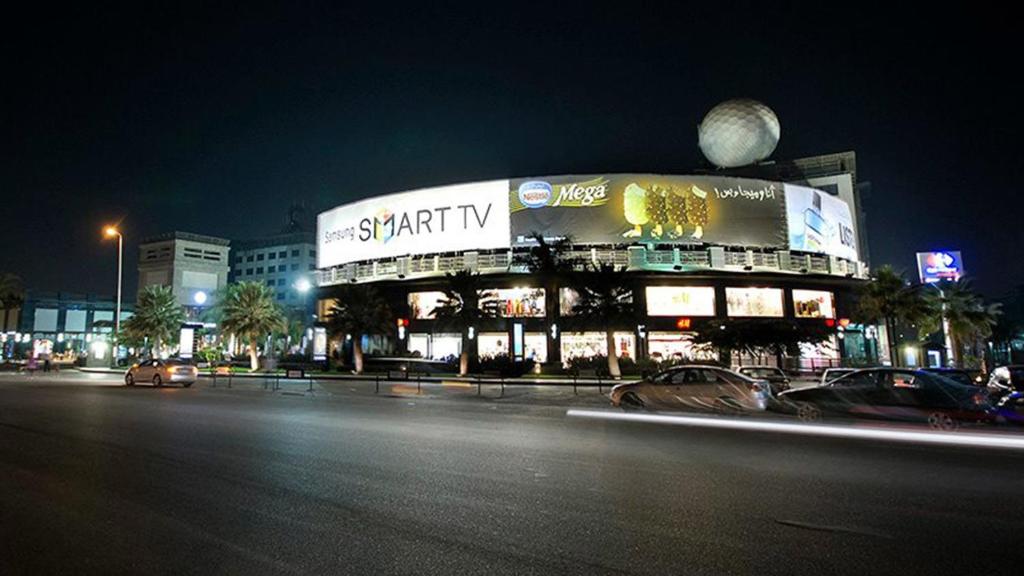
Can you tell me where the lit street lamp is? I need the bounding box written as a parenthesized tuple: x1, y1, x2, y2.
(104, 226, 123, 363)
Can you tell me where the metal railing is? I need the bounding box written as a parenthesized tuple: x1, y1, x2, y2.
(318, 245, 867, 286)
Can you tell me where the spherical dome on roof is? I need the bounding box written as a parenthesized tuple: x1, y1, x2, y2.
(698, 99, 780, 168)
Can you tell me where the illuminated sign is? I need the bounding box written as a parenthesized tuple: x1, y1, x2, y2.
(318, 180, 511, 267)
(792, 289, 835, 319)
(676, 318, 692, 330)
(408, 291, 448, 320)
(916, 251, 963, 283)
(480, 288, 546, 318)
(725, 287, 784, 317)
(645, 286, 716, 317)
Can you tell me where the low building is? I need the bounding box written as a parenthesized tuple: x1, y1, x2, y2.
(230, 230, 317, 310)
(1, 290, 134, 360)
(314, 168, 884, 371)
(137, 231, 231, 319)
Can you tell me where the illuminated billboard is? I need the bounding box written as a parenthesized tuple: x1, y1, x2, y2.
(784, 184, 857, 260)
(916, 251, 963, 283)
(317, 180, 511, 268)
(317, 174, 864, 269)
(645, 286, 716, 316)
(509, 174, 788, 248)
(480, 288, 545, 318)
(408, 291, 448, 320)
(792, 289, 835, 319)
(726, 287, 784, 317)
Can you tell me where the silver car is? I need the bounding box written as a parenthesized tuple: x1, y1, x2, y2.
(610, 365, 771, 412)
(125, 358, 198, 387)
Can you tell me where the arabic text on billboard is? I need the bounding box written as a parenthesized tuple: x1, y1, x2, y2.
(510, 174, 788, 248)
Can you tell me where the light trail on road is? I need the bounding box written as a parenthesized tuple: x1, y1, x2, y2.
(566, 409, 1024, 450)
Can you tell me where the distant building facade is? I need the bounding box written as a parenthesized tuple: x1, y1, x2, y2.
(137, 231, 231, 319)
(1, 291, 134, 359)
(229, 231, 317, 309)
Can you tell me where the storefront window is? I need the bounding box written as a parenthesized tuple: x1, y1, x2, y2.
(407, 333, 461, 360)
(792, 289, 835, 319)
(559, 288, 580, 316)
(645, 286, 716, 316)
(478, 333, 509, 358)
(560, 332, 635, 363)
(524, 333, 547, 362)
(725, 287, 784, 317)
(481, 288, 545, 318)
(408, 291, 448, 319)
(646, 332, 718, 363)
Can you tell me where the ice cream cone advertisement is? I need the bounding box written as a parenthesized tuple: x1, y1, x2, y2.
(509, 174, 788, 248)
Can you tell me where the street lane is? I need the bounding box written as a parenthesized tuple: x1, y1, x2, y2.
(2, 374, 1023, 575)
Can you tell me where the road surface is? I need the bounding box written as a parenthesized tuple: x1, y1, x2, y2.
(2, 371, 1022, 575)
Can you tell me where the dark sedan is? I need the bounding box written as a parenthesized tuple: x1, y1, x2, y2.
(777, 368, 992, 430)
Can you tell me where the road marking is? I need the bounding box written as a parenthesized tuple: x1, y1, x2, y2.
(565, 409, 1024, 451)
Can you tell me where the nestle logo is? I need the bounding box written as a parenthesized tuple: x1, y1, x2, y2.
(518, 181, 552, 209)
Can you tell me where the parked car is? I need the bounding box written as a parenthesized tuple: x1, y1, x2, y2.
(820, 367, 857, 385)
(610, 365, 771, 413)
(125, 358, 198, 387)
(778, 368, 992, 430)
(920, 367, 979, 387)
(737, 366, 791, 394)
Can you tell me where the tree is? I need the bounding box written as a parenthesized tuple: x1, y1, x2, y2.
(122, 285, 185, 356)
(522, 233, 578, 363)
(855, 266, 931, 366)
(0, 273, 25, 333)
(568, 263, 634, 378)
(690, 319, 835, 367)
(431, 270, 498, 376)
(217, 282, 286, 371)
(326, 284, 393, 374)
(923, 278, 1002, 368)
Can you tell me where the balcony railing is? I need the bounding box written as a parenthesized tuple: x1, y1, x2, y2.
(317, 245, 867, 286)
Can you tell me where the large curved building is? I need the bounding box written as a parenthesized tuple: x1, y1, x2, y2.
(315, 164, 880, 369)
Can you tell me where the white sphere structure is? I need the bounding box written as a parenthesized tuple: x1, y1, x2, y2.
(698, 99, 780, 168)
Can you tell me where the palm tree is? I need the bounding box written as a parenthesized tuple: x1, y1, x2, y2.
(0, 273, 25, 332)
(122, 285, 185, 357)
(326, 284, 393, 374)
(431, 270, 498, 376)
(218, 282, 286, 371)
(924, 278, 1002, 368)
(855, 266, 932, 367)
(568, 263, 634, 378)
(523, 233, 577, 362)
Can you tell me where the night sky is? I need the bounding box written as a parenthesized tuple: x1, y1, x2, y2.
(3, 4, 1019, 299)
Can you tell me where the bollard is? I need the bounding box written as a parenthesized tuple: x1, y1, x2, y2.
(375, 374, 380, 394)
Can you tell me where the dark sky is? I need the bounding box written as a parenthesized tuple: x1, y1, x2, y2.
(2, 4, 1019, 299)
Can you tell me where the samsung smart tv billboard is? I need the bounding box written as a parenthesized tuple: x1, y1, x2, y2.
(317, 174, 859, 267)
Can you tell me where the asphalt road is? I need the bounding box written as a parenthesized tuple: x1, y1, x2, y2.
(2, 372, 1023, 575)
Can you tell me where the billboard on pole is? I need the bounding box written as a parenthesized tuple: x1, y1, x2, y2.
(916, 251, 963, 283)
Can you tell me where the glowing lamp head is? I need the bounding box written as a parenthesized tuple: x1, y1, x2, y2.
(193, 291, 208, 305)
(104, 226, 119, 237)
(295, 278, 312, 293)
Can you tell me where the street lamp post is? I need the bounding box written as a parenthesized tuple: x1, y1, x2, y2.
(104, 226, 123, 363)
